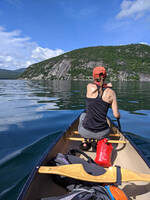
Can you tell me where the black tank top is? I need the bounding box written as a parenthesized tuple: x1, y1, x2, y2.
(83, 85, 110, 132)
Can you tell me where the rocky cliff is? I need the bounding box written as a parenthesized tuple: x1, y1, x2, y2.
(20, 44, 150, 81)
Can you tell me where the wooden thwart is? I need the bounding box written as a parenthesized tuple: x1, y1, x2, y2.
(66, 137, 126, 144)
(39, 164, 150, 183)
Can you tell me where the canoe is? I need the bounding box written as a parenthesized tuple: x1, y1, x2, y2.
(17, 114, 150, 200)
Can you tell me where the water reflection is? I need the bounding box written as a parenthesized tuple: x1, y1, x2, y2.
(25, 80, 87, 110)
(1, 80, 150, 112)
(34, 80, 150, 112)
(112, 81, 150, 113)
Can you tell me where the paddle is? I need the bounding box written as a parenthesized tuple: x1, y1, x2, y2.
(38, 164, 150, 183)
(117, 118, 121, 132)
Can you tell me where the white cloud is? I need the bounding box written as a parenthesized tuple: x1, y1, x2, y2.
(31, 47, 64, 61)
(0, 27, 65, 70)
(116, 0, 150, 19)
(139, 42, 150, 45)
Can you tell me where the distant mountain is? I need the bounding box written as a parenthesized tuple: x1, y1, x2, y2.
(0, 68, 26, 79)
(20, 44, 150, 81)
(14, 68, 26, 73)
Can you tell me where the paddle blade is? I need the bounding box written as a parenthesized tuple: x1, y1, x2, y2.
(38, 164, 150, 183)
(39, 164, 116, 183)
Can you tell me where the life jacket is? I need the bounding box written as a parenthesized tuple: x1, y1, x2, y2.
(105, 185, 128, 200)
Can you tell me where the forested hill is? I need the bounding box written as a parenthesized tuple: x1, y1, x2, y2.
(0, 68, 25, 79)
(20, 44, 150, 81)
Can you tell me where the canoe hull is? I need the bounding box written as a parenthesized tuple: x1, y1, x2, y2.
(18, 116, 150, 200)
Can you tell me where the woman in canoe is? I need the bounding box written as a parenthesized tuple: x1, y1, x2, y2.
(78, 66, 120, 149)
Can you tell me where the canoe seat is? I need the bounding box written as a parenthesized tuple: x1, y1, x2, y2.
(65, 137, 126, 144)
(72, 131, 120, 137)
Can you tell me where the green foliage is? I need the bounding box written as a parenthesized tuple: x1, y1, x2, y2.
(69, 67, 92, 77)
(20, 44, 150, 80)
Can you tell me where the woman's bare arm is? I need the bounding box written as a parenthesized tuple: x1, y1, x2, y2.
(111, 90, 120, 118)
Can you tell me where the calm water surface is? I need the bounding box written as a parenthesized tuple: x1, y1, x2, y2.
(0, 80, 150, 200)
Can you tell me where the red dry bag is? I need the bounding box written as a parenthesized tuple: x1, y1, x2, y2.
(94, 138, 113, 167)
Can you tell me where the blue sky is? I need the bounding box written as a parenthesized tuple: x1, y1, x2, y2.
(0, 0, 150, 70)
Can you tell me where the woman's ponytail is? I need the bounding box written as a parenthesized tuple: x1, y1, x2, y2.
(99, 77, 104, 97)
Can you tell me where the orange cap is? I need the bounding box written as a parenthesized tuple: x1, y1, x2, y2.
(93, 66, 106, 79)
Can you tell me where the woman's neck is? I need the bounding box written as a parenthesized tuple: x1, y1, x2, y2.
(94, 80, 104, 87)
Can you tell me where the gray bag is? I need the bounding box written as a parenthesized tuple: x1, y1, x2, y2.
(41, 185, 112, 200)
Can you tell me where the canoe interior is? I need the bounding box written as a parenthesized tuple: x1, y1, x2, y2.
(19, 117, 150, 200)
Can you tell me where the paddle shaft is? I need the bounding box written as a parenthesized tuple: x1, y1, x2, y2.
(117, 118, 121, 132)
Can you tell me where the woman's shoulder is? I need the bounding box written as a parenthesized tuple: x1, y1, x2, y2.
(87, 83, 97, 88)
(103, 82, 112, 88)
(103, 87, 116, 96)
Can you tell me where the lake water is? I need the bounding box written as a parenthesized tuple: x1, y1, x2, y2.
(0, 80, 150, 200)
